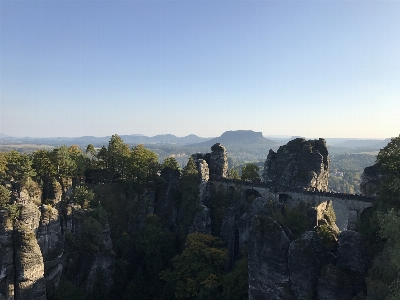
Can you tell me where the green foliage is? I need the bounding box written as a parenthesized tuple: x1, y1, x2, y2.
(107, 134, 130, 177)
(330, 153, 376, 172)
(52, 145, 76, 177)
(241, 163, 260, 181)
(70, 185, 95, 208)
(127, 144, 159, 185)
(316, 224, 338, 252)
(162, 156, 180, 172)
(82, 215, 103, 252)
(3, 203, 20, 220)
(329, 171, 361, 194)
(96, 146, 108, 169)
(376, 135, 400, 175)
(53, 279, 86, 300)
(222, 257, 249, 300)
(161, 232, 227, 300)
(272, 204, 311, 238)
(227, 168, 240, 180)
(0, 185, 11, 207)
(0, 152, 7, 180)
(127, 214, 176, 299)
(68, 145, 89, 178)
(4, 151, 36, 182)
(32, 149, 57, 180)
(365, 210, 400, 300)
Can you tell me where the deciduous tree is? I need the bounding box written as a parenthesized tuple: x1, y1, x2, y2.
(161, 232, 227, 300)
(241, 163, 260, 182)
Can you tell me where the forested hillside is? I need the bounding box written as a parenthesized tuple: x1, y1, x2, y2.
(1, 134, 400, 299)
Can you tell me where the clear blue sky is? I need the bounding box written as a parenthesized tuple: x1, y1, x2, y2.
(1, 0, 399, 139)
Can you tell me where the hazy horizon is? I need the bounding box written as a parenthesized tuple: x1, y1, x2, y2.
(1, 1, 399, 139)
(0, 130, 391, 141)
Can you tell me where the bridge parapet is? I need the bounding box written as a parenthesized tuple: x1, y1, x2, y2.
(210, 178, 373, 231)
(211, 178, 375, 203)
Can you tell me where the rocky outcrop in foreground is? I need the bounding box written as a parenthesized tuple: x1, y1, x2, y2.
(0, 188, 115, 300)
(244, 198, 367, 300)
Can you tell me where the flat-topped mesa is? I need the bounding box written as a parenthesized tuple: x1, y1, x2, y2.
(191, 143, 228, 181)
(262, 138, 330, 192)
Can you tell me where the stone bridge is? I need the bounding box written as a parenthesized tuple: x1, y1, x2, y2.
(209, 178, 374, 231)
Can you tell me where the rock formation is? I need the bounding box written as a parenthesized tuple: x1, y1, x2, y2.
(360, 164, 381, 197)
(263, 138, 330, 191)
(191, 143, 228, 180)
(0, 210, 15, 300)
(248, 215, 294, 300)
(13, 220, 46, 300)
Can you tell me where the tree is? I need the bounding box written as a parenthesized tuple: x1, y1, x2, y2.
(161, 156, 180, 172)
(0, 152, 7, 180)
(161, 232, 227, 300)
(0, 185, 11, 208)
(107, 135, 130, 178)
(376, 135, 400, 176)
(86, 144, 97, 168)
(32, 149, 57, 180)
(126, 144, 159, 185)
(69, 185, 95, 208)
(241, 163, 260, 182)
(126, 215, 175, 299)
(5, 151, 36, 182)
(68, 145, 88, 179)
(227, 168, 240, 180)
(374, 135, 400, 207)
(96, 146, 108, 169)
(53, 145, 76, 177)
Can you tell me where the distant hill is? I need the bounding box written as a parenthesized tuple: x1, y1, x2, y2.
(189, 130, 276, 148)
(0, 134, 212, 147)
(330, 139, 387, 148)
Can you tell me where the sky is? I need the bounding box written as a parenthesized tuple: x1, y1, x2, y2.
(1, 0, 399, 139)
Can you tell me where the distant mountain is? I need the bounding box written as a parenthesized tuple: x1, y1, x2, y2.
(331, 139, 387, 148)
(189, 130, 277, 148)
(119, 134, 212, 145)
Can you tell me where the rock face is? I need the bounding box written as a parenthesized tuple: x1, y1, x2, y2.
(263, 138, 330, 191)
(192, 143, 228, 180)
(220, 207, 236, 268)
(189, 205, 211, 235)
(36, 205, 64, 295)
(248, 215, 295, 300)
(288, 231, 330, 300)
(192, 158, 210, 182)
(13, 221, 46, 300)
(0, 210, 15, 300)
(360, 164, 381, 197)
(209, 143, 228, 179)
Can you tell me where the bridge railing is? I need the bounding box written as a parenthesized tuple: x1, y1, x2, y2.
(211, 177, 375, 203)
